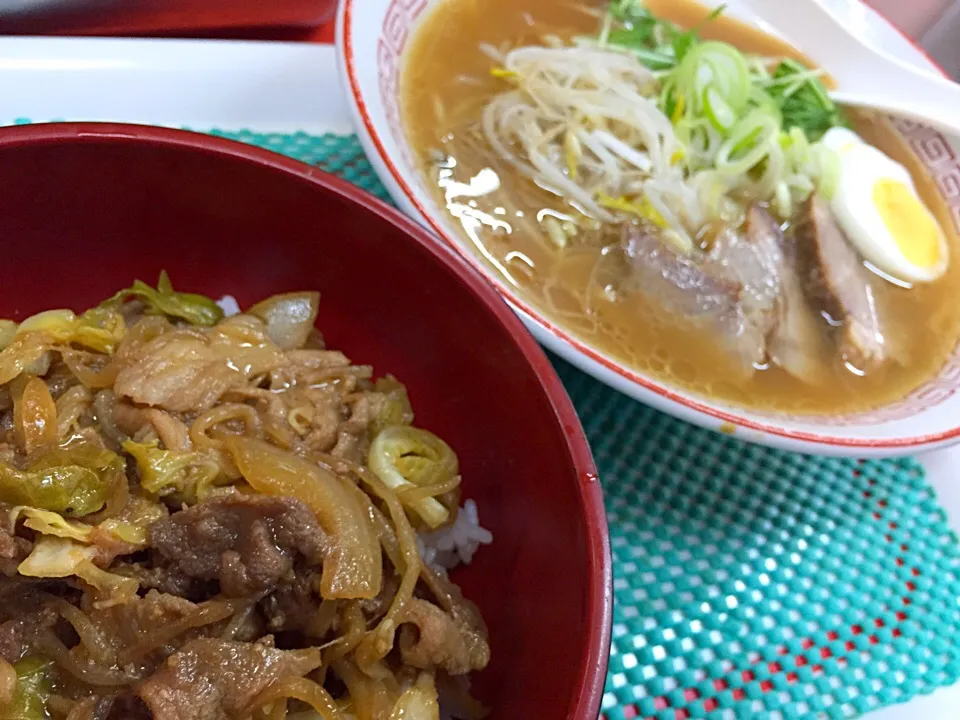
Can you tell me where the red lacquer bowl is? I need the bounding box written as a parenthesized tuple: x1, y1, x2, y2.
(0, 123, 611, 720)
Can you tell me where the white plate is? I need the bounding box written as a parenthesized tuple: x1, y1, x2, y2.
(0, 37, 353, 133)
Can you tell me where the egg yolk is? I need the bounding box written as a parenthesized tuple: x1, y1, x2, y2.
(874, 178, 942, 268)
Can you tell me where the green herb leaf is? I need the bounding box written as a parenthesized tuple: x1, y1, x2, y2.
(606, 7, 664, 53)
(671, 31, 697, 63)
(704, 4, 727, 23)
(604, 1, 681, 69)
(672, 4, 725, 62)
(609, 0, 655, 22)
(623, 45, 678, 70)
(766, 59, 847, 140)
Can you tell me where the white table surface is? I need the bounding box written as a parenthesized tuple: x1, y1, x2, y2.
(0, 34, 956, 720)
(0, 38, 353, 133)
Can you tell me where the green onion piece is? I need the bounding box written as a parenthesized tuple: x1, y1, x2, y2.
(811, 143, 841, 200)
(673, 41, 751, 117)
(368, 426, 457, 529)
(714, 110, 780, 175)
(103, 271, 224, 327)
(2, 657, 53, 720)
(703, 87, 736, 132)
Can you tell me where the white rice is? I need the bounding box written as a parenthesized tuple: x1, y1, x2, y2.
(216, 294, 241, 318)
(417, 499, 493, 571)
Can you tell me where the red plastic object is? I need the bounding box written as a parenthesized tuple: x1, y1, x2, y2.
(0, 123, 611, 720)
(0, 0, 335, 36)
(0, 1, 920, 51)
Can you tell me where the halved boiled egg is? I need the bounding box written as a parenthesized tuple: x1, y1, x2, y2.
(819, 127, 949, 284)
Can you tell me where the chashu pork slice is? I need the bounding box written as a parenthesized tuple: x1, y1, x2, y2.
(740, 205, 829, 384)
(622, 224, 767, 376)
(795, 195, 887, 372)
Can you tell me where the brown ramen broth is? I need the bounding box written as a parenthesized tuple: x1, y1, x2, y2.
(402, 0, 960, 414)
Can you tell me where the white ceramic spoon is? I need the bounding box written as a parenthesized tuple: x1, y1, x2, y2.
(738, 0, 960, 137)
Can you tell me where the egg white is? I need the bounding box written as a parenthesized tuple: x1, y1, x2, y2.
(820, 127, 864, 155)
(826, 139, 948, 284)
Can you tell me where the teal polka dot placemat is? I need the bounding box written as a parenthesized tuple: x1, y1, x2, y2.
(557, 365, 960, 719)
(13, 122, 960, 718)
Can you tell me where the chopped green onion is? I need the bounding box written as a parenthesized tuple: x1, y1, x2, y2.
(714, 110, 780, 175)
(773, 181, 793, 218)
(703, 87, 736, 132)
(675, 41, 751, 116)
(810, 143, 841, 199)
(589, 1, 847, 218)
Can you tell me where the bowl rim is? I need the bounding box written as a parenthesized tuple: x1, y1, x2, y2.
(336, 0, 960, 455)
(0, 120, 614, 719)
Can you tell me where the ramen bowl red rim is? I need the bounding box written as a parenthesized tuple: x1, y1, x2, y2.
(337, 0, 960, 458)
(0, 121, 613, 720)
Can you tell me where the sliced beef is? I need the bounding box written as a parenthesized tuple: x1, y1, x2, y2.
(106, 695, 154, 720)
(343, 392, 387, 435)
(300, 388, 343, 452)
(136, 638, 320, 720)
(149, 495, 326, 598)
(622, 225, 766, 374)
(260, 569, 320, 634)
(113, 324, 283, 413)
(114, 562, 214, 601)
(0, 520, 32, 577)
(398, 599, 490, 676)
(795, 195, 887, 371)
(89, 590, 203, 660)
(0, 605, 56, 663)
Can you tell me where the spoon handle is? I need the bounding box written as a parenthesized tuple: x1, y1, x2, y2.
(737, 0, 960, 137)
(832, 66, 960, 139)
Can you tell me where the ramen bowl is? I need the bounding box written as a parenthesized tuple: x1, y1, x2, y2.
(0, 122, 611, 720)
(338, 0, 960, 457)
